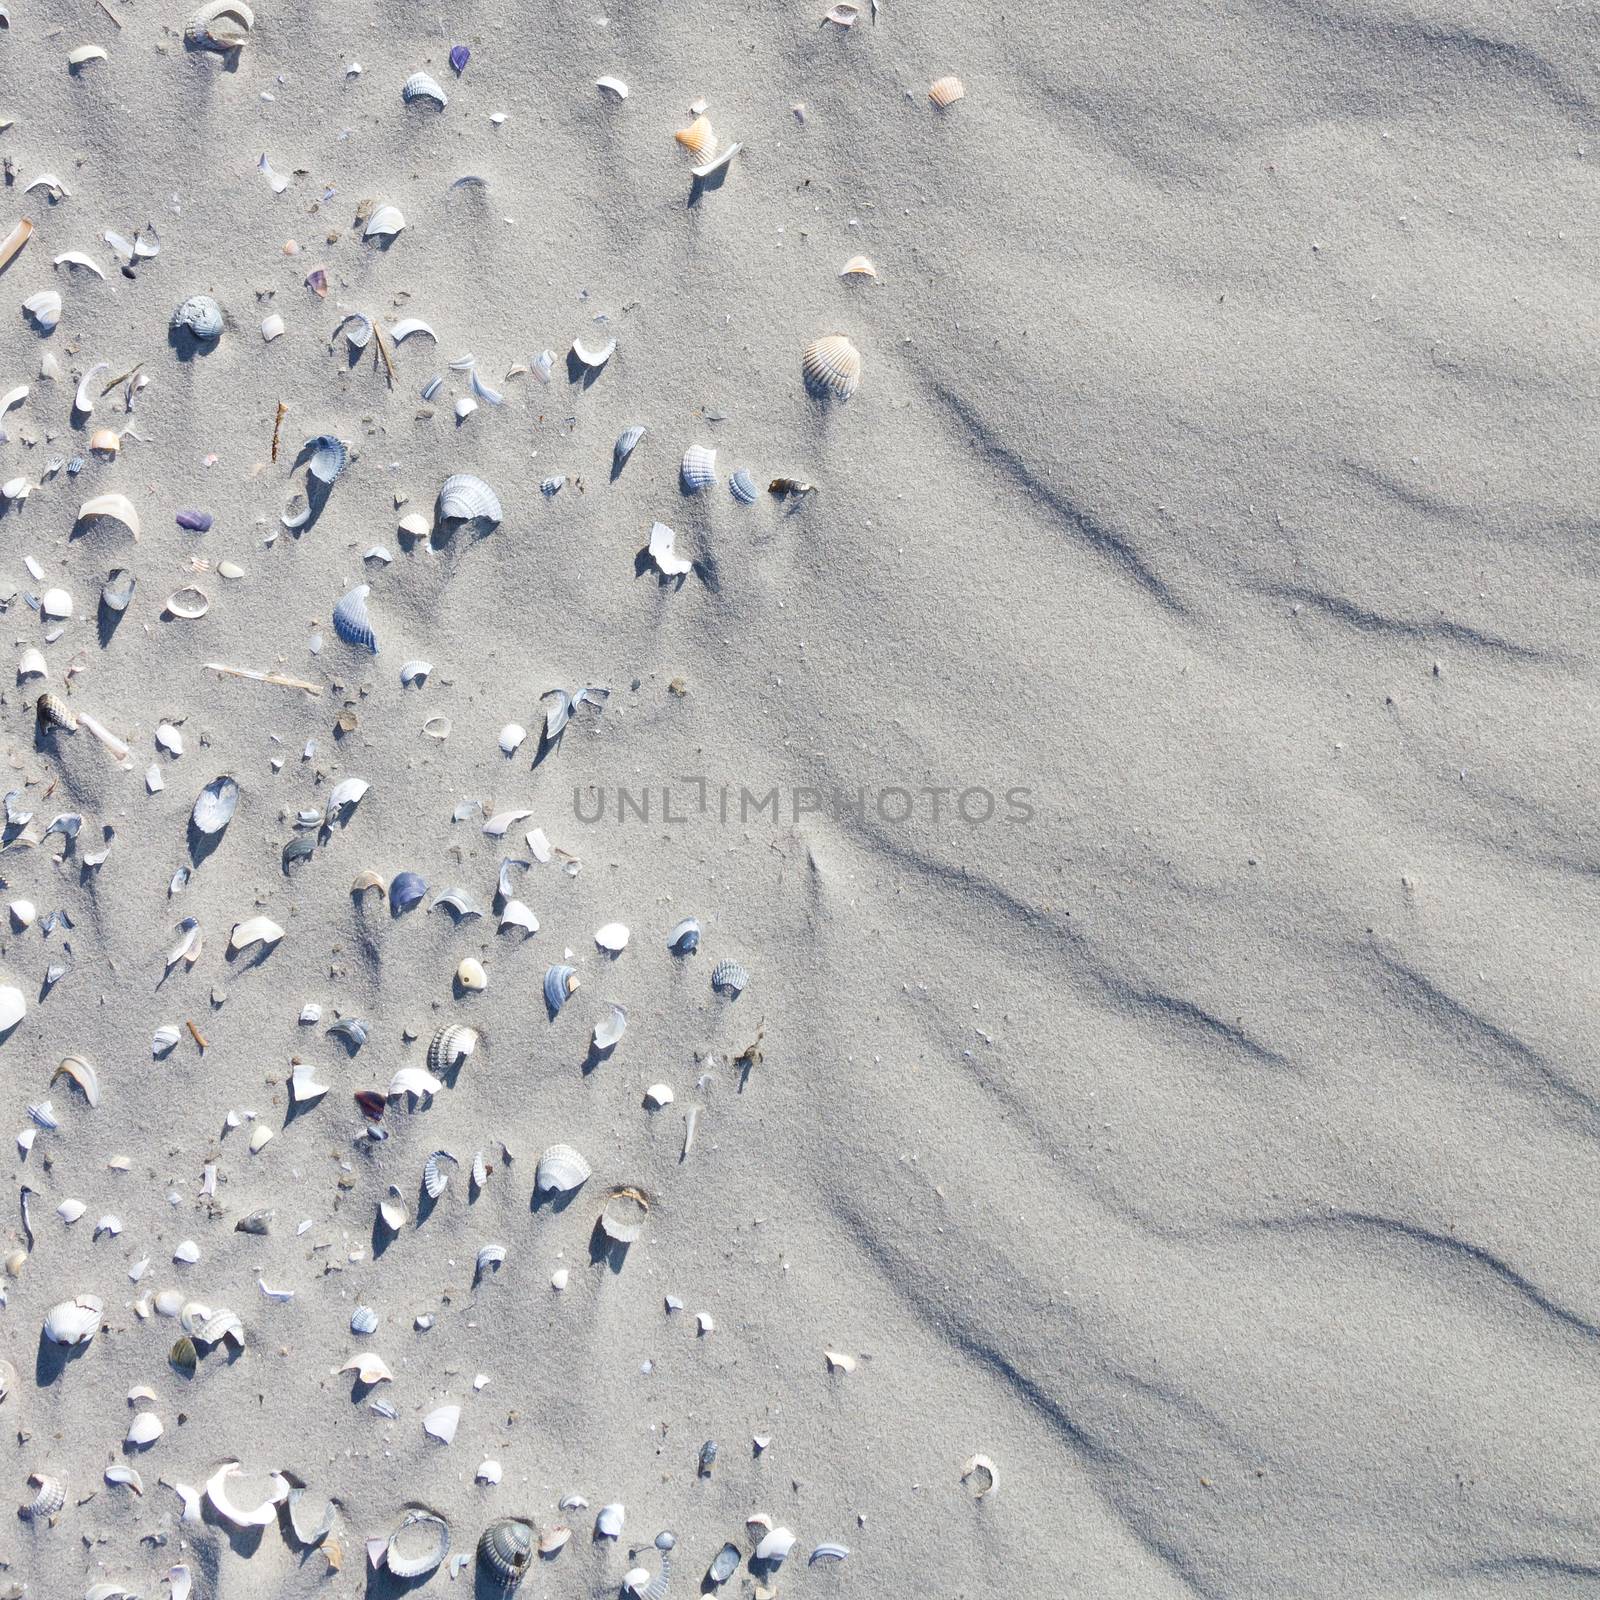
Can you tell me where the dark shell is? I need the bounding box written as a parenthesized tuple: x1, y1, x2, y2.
(175, 509, 214, 532)
(36, 693, 77, 732)
(478, 1518, 534, 1586)
(707, 1542, 742, 1584)
(697, 1439, 717, 1475)
(169, 1336, 198, 1378)
(354, 1089, 386, 1121)
(390, 870, 426, 912)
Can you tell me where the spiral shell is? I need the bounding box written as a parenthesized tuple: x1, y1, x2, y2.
(427, 1023, 479, 1076)
(21, 1472, 65, 1519)
(170, 294, 224, 341)
(535, 1144, 592, 1194)
(437, 473, 502, 528)
(478, 1518, 534, 1587)
(802, 335, 861, 400)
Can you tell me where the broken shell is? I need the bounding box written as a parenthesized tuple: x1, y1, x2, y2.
(475, 1459, 502, 1484)
(711, 959, 749, 996)
(170, 294, 224, 341)
(475, 1244, 505, 1280)
(839, 254, 878, 278)
(164, 585, 210, 620)
(333, 584, 377, 653)
(437, 472, 502, 528)
(649, 521, 692, 577)
(52, 1054, 99, 1107)
(596, 75, 628, 98)
(961, 1453, 997, 1497)
(730, 468, 759, 504)
(77, 492, 141, 541)
(543, 964, 580, 1015)
(598, 1186, 649, 1244)
(613, 424, 645, 472)
(809, 1542, 850, 1565)
(185, 0, 254, 50)
(389, 1066, 442, 1101)
(43, 1294, 102, 1344)
(692, 142, 742, 180)
(0, 219, 33, 273)
(68, 43, 108, 65)
(644, 1083, 674, 1109)
(106, 1464, 142, 1494)
(538, 1525, 571, 1555)
(428, 1024, 479, 1076)
(929, 74, 966, 107)
(571, 336, 615, 368)
(680, 444, 717, 493)
(390, 870, 427, 912)
(802, 334, 862, 400)
(261, 312, 284, 341)
(401, 71, 448, 108)
(423, 1149, 458, 1197)
(754, 1528, 796, 1566)
(340, 1352, 393, 1384)
(191, 775, 239, 833)
(667, 916, 701, 954)
(126, 1411, 163, 1447)
(498, 723, 526, 755)
(675, 115, 715, 155)
(595, 1503, 625, 1539)
(364, 204, 406, 241)
(479, 1518, 534, 1585)
(595, 921, 629, 952)
(21, 1472, 66, 1519)
(102, 567, 136, 611)
(249, 1123, 275, 1152)
(534, 1144, 591, 1194)
(168, 1337, 198, 1377)
(423, 1404, 460, 1444)
(592, 1003, 627, 1052)
(23, 289, 62, 330)
(386, 1508, 450, 1577)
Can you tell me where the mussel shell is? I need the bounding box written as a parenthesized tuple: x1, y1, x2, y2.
(169, 1336, 198, 1378)
(390, 871, 426, 912)
(478, 1517, 534, 1585)
(191, 774, 239, 835)
(667, 916, 700, 954)
(707, 1542, 742, 1583)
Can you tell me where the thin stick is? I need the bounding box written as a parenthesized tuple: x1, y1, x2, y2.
(271, 399, 287, 462)
(205, 662, 322, 695)
(372, 325, 396, 388)
(187, 1018, 208, 1049)
(96, 0, 123, 26)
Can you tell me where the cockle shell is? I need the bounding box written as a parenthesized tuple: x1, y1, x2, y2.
(387, 1508, 450, 1576)
(341, 1352, 393, 1383)
(185, 0, 253, 50)
(598, 1186, 649, 1244)
(306, 434, 348, 484)
(437, 473, 501, 528)
(427, 1023, 479, 1075)
(535, 1144, 591, 1194)
(21, 1472, 65, 1519)
(191, 774, 238, 833)
(538, 1525, 571, 1555)
(423, 1149, 457, 1198)
(543, 964, 579, 1015)
(802, 334, 861, 400)
(595, 1503, 625, 1539)
(102, 567, 136, 611)
(675, 115, 715, 155)
(478, 1518, 534, 1585)
(929, 74, 966, 106)
(711, 959, 749, 996)
(613, 425, 645, 472)
(44, 1294, 102, 1344)
(170, 295, 223, 341)
(76, 492, 141, 540)
(730, 468, 759, 503)
(401, 71, 448, 108)
(126, 1411, 163, 1447)
(390, 1066, 443, 1102)
(333, 584, 377, 653)
(680, 444, 717, 492)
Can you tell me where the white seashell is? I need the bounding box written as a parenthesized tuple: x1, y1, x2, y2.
(825, 1348, 857, 1372)
(2, 476, 28, 502)
(455, 395, 477, 421)
(595, 921, 630, 951)
(186, 0, 253, 49)
(340, 1352, 392, 1384)
(596, 75, 628, 97)
(644, 1083, 674, 1108)
(499, 899, 538, 934)
(809, 1542, 850, 1565)
(77, 492, 140, 540)
(929, 74, 965, 106)
(43, 1294, 102, 1345)
(261, 312, 285, 341)
(535, 1144, 592, 1193)
(692, 141, 742, 180)
(206, 1463, 288, 1529)
(680, 445, 717, 492)
(592, 1003, 627, 1051)
(390, 1065, 443, 1101)
(333, 584, 377, 652)
(40, 586, 71, 619)
(165, 585, 210, 620)
(755, 1528, 796, 1566)
(402, 71, 448, 107)
(498, 722, 527, 755)
(697, 1310, 715, 1334)
(364, 204, 406, 240)
(173, 1239, 200, 1264)
(390, 318, 436, 344)
(290, 1063, 328, 1103)
(74, 360, 108, 415)
(423, 1149, 458, 1198)
(152, 1024, 180, 1057)
(381, 1189, 411, 1230)
(0, 984, 27, 1034)
(649, 521, 693, 576)
(803, 334, 862, 399)
(399, 659, 431, 685)
(249, 1124, 274, 1153)
(457, 957, 488, 991)
(23, 289, 62, 330)
(68, 43, 108, 65)
(229, 916, 284, 955)
(571, 336, 615, 368)
(839, 254, 878, 279)
(106, 1463, 143, 1494)
(258, 1279, 294, 1302)
(437, 473, 501, 526)
(168, 1562, 192, 1600)
(475, 1243, 506, 1278)
(54, 250, 106, 277)
(126, 1412, 163, 1446)
(57, 1198, 87, 1224)
(476, 1459, 502, 1484)
(17, 648, 47, 681)
(596, 1504, 625, 1539)
(624, 1569, 651, 1596)
(423, 1403, 460, 1444)
(551, 1268, 570, 1291)
(483, 809, 532, 836)
(154, 1290, 183, 1318)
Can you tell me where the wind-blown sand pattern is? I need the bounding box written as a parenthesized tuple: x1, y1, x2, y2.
(0, 2, 1593, 1598)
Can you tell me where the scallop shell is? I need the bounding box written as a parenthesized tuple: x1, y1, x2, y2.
(711, 959, 749, 996)
(401, 71, 448, 108)
(729, 468, 759, 504)
(598, 1186, 649, 1245)
(478, 1518, 534, 1586)
(43, 1293, 102, 1345)
(306, 434, 348, 484)
(929, 74, 965, 107)
(164, 585, 210, 619)
(191, 774, 239, 834)
(423, 1149, 458, 1198)
(674, 115, 715, 155)
(802, 334, 862, 400)
(543, 964, 580, 1015)
(613, 425, 646, 472)
(427, 1023, 479, 1075)
(387, 1509, 450, 1577)
(667, 916, 701, 954)
(185, 0, 253, 49)
(333, 584, 377, 653)
(437, 473, 502, 528)
(364, 204, 406, 241)
(76, 492, 141, 541)
(535, 1143, 592, 1194)
(21, 1472, 65, 1519)
(680, 444, 717, 492)
(101, 568, 136, 611)
(170, 295, 223, 341)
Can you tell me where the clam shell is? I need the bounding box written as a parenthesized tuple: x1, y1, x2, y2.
(333, 584, 377, 653)
(613, 425, 646, 472)
(101, 567, 136, 611)
(21, 1472, 65, 1519)
(364, 204, 406, 240)
(534, 1143, 591, 1194)
(23, 289, 62, 330)
(802, 334, 862, 400)
(675, 115, 715, 155)
(401, 71, 448, 108)
(543, 964, 579, 1015)
(53, 1054, 99, 1107)
(427, 1023, 479, 1075)
(387, 1509, 450, 1577)
(342, 1351, 393, 1383)
(185, 0, 253, 49)
(437, 472, 502, 527)
(165, 585, 210, 619)
(667, 916, 701, 954)
(169, 1336, 198, 1377)
(170, 294, 224, 341)
(126, 1412, 163, 1447)
(423, 1404, 460, 1444)
(77, 492, 141, 541)
(598, 1186, 649, 1245)
(680, 444, 717, 492)
(711, 958, 749, 996)
(538, 1525, 571, 1555)
(929, 74, 965, 106)
(478, 1517, 534, 1585)
(475, 1243, 505, 1279)
(809, 1542, 850, 1565)
(43, 1293, 102, 1345)
(839, 254, 878, 278)
(596, 1503, 625, 1539)
(729, 468, 759, 504)
(390, 870, 426, 912)
(191, 775, 239, 834)
(592, 1003, 627, 1052)
(306, 434, 348, 484)
(754, 1527, 796, 1566)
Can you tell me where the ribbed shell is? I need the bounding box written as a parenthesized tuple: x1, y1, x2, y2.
(711, 959, 749, 996)
(729, 468, 758, 504)
(613, 425, 646, 472)
(680, 445, 717, 492)
(21, 1473, 65, 1519)
(36, 693, 77, 732)
(350, 1306, 378, 1335)
(674, 115, 715, 156)
(427, 1023, 479, 1075)
(401, 72, 448, 108)
(170, 294, 223, 341)
(929, 74, 965, 107)
(423, 1149, 457, 1198)
(543, 964, 579, 1015)
(333, 584, 378, 653)
(478, 1518, 534, 1585)
(306, 435, 348, 484)
(802, 335, 861, 400)
(535, 1143, 592, 1193)
(599, 1186, 649, 1244)
(437, 473, 502, 526)
(387, 1510, 450, 1577)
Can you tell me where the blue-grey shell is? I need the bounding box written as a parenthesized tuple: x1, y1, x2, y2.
(708, 1542, 741, 1584)
(306, 434, 348, 485)
(697, 1440, 717, 1472)
(389, 871, 427, 913)
(401, 71, 448, 108)
(613, 425, 645, 472)
(478, 1518, 533, 1583)
(711, 959, 748, 996)
(729, 468, 759, 504)
(333, 584, 377, 653)
(543, 963, 578, 1016)
(680, 444, 717, 493)
(667, 916, 700, 954)
(437, 473, 502, 527)
(170, 294, 224, 341)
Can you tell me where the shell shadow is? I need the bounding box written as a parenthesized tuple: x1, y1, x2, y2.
(692, 554, 720, 594)
(529, 1185, 580, 1217)
(564, 349, 603, 389)
(33, 1329, 77, 1386)
(370, 1212, 394, 1260)
(581, 1040, 615, 1076)
(588, 1217, 629, 1273)
(165, 324, 219, 363)
(186, 818, 226, 869)
(97, 594, 129, 647)
(204, 1507, 268, 1561)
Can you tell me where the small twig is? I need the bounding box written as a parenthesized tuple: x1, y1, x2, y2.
(205, 662, 321, 695)
(187, 1018, 208, 1050)
(96, 0, 123, 26)
(270, 399, 287, 462)
(372, 326, 396, 389)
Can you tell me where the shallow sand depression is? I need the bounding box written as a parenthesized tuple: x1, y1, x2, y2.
(0, 1, 1597, 1597)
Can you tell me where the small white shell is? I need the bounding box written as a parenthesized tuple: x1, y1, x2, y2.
(423, 1148, 458, 1197)
(572, 336, 615, 368)
(680, 445, 717, 492)
(596, 1504, 624, 1539)
(754, 1527, 796, 1566)
(535, 1144, 591, 1193)
(126, 1411, 163, 1447)
(228, 915, 283, 955)
(164, 586, 210, 620)
(21, 1472, 66, 1519)
(498, 722, 526, 755)
(692, 142, 742, 180)
(260, 312, 285, 341)
(456, 957, 487, 991)
(23, 289, 62, 330)
(423, 1403, 460, 1444)
(649, 521, 693, 576)
(591, 1003, 627, 1051)
(594, 921, 629, 952)
(76, 492, 141, 540)
(961, 1453, 997, 1497)
(364, 204, 406, 241)
(402, 71, 448, 108)
(644, 1083, 674, 1108)
(341, 1352, 393, 1384)
(595, 75, 629, 98)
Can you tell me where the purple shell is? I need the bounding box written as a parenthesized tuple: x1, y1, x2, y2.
(175, 510, 214, 532)
(449, 44, 469, 74)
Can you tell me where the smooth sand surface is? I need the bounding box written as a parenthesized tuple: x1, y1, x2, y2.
(1, 2, 1596, 1597)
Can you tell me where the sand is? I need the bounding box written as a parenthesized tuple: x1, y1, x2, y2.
(0, 1, 1595, 1597)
